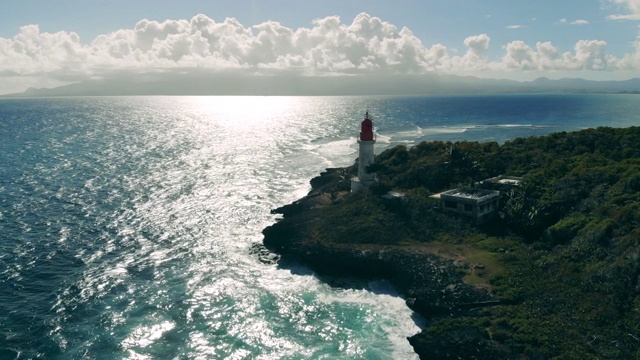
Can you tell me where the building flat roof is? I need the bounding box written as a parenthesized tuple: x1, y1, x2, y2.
(483, 175, 523, 186)
(497, 178, 521, 185)
(441, 188, 499, 200)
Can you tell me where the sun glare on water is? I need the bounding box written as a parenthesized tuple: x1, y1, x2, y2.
(190, 96, 298, 127)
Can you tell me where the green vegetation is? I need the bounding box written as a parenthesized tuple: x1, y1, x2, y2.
(314, 126, 640, 358)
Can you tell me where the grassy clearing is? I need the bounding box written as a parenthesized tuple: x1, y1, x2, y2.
(409, 240, 506, 290)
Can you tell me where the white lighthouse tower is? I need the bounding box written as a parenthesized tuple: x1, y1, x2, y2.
(351, 111, 376, 192)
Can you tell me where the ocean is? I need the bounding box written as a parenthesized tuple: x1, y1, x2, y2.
(1, 95, 638, 359)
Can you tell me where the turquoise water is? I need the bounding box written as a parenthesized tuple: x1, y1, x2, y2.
(1, 95, 638, 359)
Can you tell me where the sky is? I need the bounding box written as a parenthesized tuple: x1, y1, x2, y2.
(1, 0, 640, 94)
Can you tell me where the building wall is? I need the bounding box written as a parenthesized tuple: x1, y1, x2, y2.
(357, 140, 375, 184)
(439, 192, 499, 224)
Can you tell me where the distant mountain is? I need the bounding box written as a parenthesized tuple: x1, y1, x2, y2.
(526, 77, 640, 93)
(3, 73, 640, 97)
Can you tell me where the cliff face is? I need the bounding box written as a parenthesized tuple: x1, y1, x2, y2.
(262, 169, 512, 359)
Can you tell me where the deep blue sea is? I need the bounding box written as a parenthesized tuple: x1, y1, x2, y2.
(1, 95, 638, 359)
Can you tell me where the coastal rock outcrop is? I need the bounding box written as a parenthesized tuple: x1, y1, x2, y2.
(262, 168, 510, 359)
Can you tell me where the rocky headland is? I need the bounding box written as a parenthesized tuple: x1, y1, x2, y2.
(262, 127, 640, 359)
(262, 169, 514, 359)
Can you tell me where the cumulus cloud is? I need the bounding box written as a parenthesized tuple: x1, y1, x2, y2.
(0, 12, 638, 94)
(573, 40, 611, 69)
(447, 34, 491, 70)
(464, 34, 490, 56)
(0, 13, 451, 79)
(502, 41, 536, 70)
(497, 39, 617, 71)
(0, 24, 87, 75)
(607, 0, 640, 20)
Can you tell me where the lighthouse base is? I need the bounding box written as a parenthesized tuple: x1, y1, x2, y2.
(350, 177, 375, 192)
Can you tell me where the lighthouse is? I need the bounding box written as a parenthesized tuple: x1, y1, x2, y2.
(351, 111, 376, 192)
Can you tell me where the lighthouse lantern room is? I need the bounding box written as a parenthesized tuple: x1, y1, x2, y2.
(351, 111, 376, 192)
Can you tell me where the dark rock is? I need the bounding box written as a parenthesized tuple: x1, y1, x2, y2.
(249, 242, 280, 264)
(408, 328, 515, 360)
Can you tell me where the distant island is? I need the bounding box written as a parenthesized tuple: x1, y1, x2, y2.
(262, 126, 640, 359)
(2, 73, 640, 97)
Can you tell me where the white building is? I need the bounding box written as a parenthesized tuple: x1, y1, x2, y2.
(430, 188, 500, 224)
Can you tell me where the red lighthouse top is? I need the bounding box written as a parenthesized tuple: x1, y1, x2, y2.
(360, 111, 374, 141)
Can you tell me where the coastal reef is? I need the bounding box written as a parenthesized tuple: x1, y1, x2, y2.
(263, 126, 640, 359)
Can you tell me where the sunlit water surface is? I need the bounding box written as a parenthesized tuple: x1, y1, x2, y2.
(1, 95, 638, 359)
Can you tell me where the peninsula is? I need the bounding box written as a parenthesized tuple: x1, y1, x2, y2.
(262, 125, 640, 359)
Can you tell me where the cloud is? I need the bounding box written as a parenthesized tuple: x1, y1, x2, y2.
(559, 18, 589, 25)
(506, 25, 526, 29)
(464, 34, 490, 56)
(502, 41, 536, 70)
(573, 40, 612, 70)
(0, 12, 638, 94)
(0, 24, 88, 75)
(441, 34, 491, 71)
(497, 39, 616, 71)
(0, 13, 451, 79)
(571, 20, 589, 25)
(607, 0, 640, 20)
